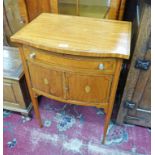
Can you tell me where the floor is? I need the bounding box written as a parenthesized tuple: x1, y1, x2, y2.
(3, 97, 151, 155)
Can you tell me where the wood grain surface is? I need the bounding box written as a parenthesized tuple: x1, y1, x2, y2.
(11, 13, 131, 59)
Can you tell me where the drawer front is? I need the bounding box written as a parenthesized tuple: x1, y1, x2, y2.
(28, 62, 63, 97)
(3, 82, 16, 103)
(24, 46, 116, 74)
(66, 73, 112, 103)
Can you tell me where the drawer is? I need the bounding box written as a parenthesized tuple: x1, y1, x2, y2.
(66, 73, 112, 103)
(28, 61, 63, 97)
(3, 82, 16, 103)
(23, 46, 116, 74)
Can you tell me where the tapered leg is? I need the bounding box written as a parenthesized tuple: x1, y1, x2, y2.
(32, 95, 43, 127)
(102, 60, 123, 144)
(102, 112, 111, 144)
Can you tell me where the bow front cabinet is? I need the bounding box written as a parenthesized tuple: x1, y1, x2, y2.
(11, 13, 131, 143)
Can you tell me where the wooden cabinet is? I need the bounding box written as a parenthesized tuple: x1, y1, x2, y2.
(3, 46, 32, 115)
(11, 13, 131, 143)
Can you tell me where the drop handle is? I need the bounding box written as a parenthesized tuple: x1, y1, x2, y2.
(29, 53, 36, 59)
(98, 63, 105, 70)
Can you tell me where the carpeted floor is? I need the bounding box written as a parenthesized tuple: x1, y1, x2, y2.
(3, 97, 151, 155)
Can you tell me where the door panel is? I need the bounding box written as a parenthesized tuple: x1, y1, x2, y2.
(67, 73, 112, 103)
(116, 3, 151, 127)
(28, 62, 63, 97)
(3, 83, 16, 103)
(125, 47, 151, 124)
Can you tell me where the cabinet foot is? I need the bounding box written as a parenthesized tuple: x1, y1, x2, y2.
(102, 112, 111, 144)
(32, 95, 43, 128)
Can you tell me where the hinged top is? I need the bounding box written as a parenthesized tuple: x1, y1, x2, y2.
(11, 13, 131, 59)
(3, 46, 23, 80)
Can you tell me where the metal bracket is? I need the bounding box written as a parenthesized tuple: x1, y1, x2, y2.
(124, 100, 136, 110)
(135, 59, 151, 70)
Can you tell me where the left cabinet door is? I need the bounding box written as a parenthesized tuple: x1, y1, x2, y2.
(27, 61, 64, 98)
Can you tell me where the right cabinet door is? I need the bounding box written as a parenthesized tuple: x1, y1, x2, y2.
(67, 73, 112, 104)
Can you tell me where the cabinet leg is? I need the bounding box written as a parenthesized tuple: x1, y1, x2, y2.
(102, 60, 123, 144)
(102, 112, 111, 144)
(32, 95, 43, 128)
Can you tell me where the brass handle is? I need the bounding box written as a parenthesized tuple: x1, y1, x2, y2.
(85, 85, 91, 93)
(29, 53, 36, 59)
(98, 63, 105, 70)
(43, 78, 49, 85)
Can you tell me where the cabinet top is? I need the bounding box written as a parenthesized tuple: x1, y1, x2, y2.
(11, 13, 131, 59)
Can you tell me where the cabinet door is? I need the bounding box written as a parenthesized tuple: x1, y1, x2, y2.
(28, 62, 63, 97)
(67, 73, 112, 103)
